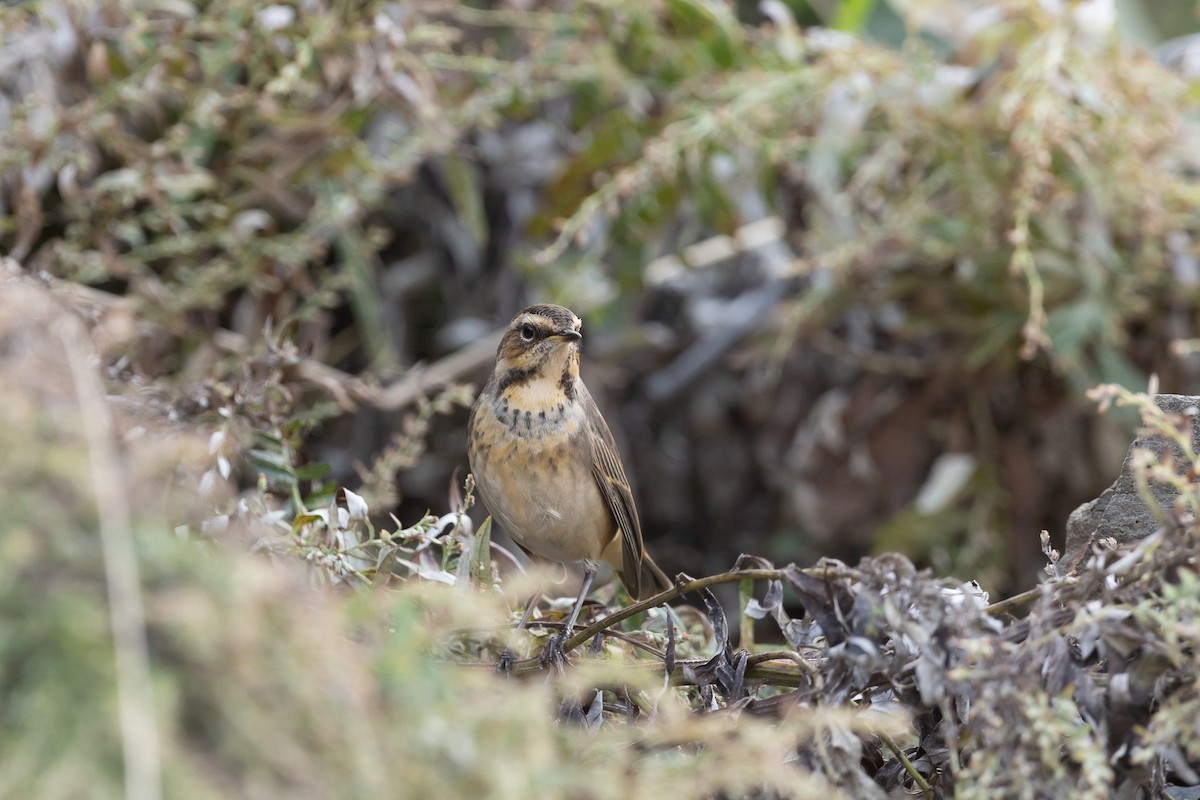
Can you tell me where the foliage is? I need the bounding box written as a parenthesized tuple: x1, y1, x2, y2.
(198, 349, 1200, 799)
(5, 0, 1200, 795)
(0, 275, 882, 799)
(5, 273, 1200, 798)
(3, 0, 1193, 379)
(4, 0, 1200, 590)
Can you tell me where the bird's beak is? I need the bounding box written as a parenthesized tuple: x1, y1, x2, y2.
(554, 329, 582, 341)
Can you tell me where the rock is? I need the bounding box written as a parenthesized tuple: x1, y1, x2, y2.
(1061, 394, 1200, 572)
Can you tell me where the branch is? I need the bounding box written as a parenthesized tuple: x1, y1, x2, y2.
(501, 565, 857, 674)
(46, 274, 498, 412)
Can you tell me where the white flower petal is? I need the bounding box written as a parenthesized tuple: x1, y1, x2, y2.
(343, 488, 368, 520)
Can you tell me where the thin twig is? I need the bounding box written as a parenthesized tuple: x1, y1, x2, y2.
(746, 649, 821, 675)
(880, 731, 933, 797)
(562, 569, 789, 653)
(503, 565, 856, 673)
(469, 650, 812, 689)
(513, 620, 666, 658)
(371, 331, 501, 410)
(985, 585, 1043, 617)
(48, 277, 495, 412)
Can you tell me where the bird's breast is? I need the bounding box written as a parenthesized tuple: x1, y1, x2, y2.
(468, 390, 613, 564)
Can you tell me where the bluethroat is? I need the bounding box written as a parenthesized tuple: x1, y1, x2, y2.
(468, 304, 671, 661)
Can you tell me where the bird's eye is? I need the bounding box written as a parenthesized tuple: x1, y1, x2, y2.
(519, 323, 536, 341)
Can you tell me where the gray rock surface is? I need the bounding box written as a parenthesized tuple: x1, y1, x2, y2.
(1062, 394, 1200, 570)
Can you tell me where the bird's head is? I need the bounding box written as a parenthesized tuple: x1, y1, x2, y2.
(492, 304, 583, 396)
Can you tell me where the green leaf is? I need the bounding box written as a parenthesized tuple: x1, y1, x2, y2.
(834, 0, 877, 33)
(247, 448, 294, 471)
(293, 462, 332, 481)
(251, 430, 286, 450)
(292, 513, 324, 534)
(303, 487, 337, 510)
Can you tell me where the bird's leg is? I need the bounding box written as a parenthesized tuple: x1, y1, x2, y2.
(541, 564, 596, 669)
(518, 591, 542, 629)
(562, 565, 596, 636)
(497, 591, 543, 672)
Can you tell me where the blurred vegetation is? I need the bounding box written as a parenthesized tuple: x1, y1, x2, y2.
(4, 0, 1200, 590)
(2, 277, 880, 799)
(4, 272, 1200, 797)
(4, 0, 1200, 795)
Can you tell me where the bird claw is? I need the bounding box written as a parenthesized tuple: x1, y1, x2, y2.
(540, 631, 572, 670)
(496, 648, 517, 673)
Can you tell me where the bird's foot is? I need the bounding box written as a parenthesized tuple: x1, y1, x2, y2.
(540, 631, 574, 671)
(496, 648, 517, 673)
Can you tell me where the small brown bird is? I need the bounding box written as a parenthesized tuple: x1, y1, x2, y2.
(468, 304, 670, 660)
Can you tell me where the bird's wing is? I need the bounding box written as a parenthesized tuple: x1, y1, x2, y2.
(580, 383, 647, 599)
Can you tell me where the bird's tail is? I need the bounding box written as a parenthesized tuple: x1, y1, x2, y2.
(635, 552, 674, 600)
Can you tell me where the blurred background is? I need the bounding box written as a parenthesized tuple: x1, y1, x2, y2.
(4, 0, 1200, 597)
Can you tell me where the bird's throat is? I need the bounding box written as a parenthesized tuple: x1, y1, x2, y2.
(488, 358, 581, 440)
(486, 343, 581, 436)
(494, 373, 573, 419)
